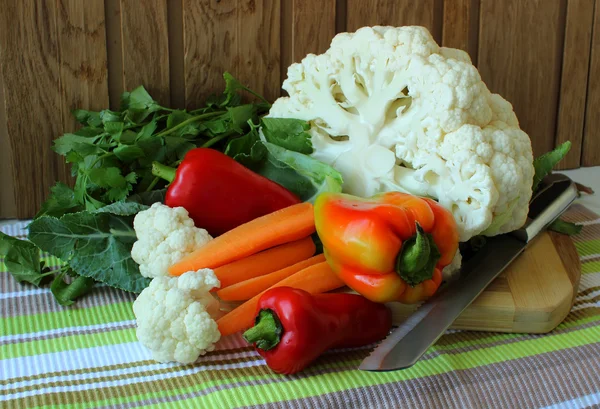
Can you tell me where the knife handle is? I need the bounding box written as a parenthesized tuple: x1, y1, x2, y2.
(513, 174, 578, 243)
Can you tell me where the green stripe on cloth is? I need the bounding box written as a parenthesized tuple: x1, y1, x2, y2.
(575, 239, 600, 257)
(582, 261, 600, 274)
(2, 203, 600, 409)
(1, 328, 137, 359)
(1, 301, 134, 336)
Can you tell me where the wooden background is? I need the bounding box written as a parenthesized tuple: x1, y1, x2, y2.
(0, 0, 598, 218)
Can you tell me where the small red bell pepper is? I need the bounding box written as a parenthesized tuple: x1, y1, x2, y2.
(242, 287, 392, 374)
(314, 192, 459, 304)
(152, 148, 300, 236)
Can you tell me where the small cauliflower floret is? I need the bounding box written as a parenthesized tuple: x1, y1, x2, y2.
(131, 203, 212, 278)
(268, 26, 534, 241)
(133, 269, 221, 364)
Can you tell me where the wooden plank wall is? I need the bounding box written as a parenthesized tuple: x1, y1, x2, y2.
(0, 0, 597, 218)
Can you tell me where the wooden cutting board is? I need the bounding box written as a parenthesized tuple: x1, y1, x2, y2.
(389, 231, 581, 334)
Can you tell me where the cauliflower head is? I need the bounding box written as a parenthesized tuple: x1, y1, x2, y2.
(131, 203, 212, 278)
(269, 26, 534, 241)
(133, 269, 221, 364)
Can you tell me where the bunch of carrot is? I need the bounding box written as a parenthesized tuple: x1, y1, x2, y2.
(169, 202, 345, 336)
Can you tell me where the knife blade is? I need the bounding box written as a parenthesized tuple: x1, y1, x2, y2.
(359, 174, 579, 371)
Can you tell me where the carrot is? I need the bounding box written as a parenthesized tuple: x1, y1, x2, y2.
(169, 202, 315, 276)
(213, 237, 316, 289)
(217, 261, 345, 336)
(217, 254, 326, 301)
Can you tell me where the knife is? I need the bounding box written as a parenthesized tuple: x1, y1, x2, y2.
(359, 174, 579, 371)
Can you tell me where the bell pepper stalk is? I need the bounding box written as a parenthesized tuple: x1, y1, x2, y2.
(314, 192, 459, 304)
(243, 287, 392, 374)
(151, 148, 300, 236)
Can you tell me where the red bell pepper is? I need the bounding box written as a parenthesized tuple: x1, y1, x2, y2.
(243, 287, 392, 374)
(314, 192, 459, 304)
(152, 148, 300, 236)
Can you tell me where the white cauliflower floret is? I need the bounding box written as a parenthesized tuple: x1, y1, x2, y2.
(131, 203, 212, 278)
(133, 269, 221, 364)
(268, 26, 534, 241)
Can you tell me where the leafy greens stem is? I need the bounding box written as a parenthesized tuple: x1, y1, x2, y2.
(145, 176, 161, 192)
(89, 152, 115, 169)
(154, 111, 225, 138)
(108, 228, 138, 238)
(240, 87, 271, 106)
(201, 130, 237, 148)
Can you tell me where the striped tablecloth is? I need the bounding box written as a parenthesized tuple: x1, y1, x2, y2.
(1, 204, 600, 409)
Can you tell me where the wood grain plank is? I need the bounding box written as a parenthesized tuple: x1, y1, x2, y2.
(478, 0, 567, 157)
(120, 0, 170, 105)
(280, 0, 335, 91)
(0, 0, 62, 218)
(583, 0, 600, 166)
(167, 0, 185, 108)
(346, 0, 440, 41)
(555, 0, 594, 169)
(237, 0, 281, 102)
(183, 0, 281, 107)
(56, 0, 109, 184)
(291, 0, 336, 62)
(0, 50, 16, 218)
(183, 0, 238, 107)
(442, 0, 480, 62)
(105, 0, 124, 110)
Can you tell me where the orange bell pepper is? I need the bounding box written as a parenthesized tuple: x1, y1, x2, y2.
(314, 192, 459, 304)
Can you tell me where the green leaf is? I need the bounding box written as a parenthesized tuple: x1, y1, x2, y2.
(74, 127, 105, 138)
(256, 142, 343, 203)
(260, 118, 313, 154)
(225, 128, 266, 166)
(100, 110, 122, 124)
(88, 167, 128, 189)
(221, 72, 270, 107)
(137, 137, 167, 166)
(105, 186, 133, 203)
(73, 109, 102, 127)
(51, 270, 95, 306)
(53, 133, 104, 156)
(94, 201, 148, 216)
(165, 136, 196, 160)
(127, 189, 166, 206)
(548, 218, 582, 236)
(29, 211, 150, 293)
(207, 92, 241, 108)
(137, 120, 158, 140)
(167, 110, 192, 128)
(533, 141, 571, 192)
(114, 144, 145, 162)
(104, 121, 124, 140)
(202, 114, 229, 135)
(119, 91, 131, 111)
(36, 182, 82, 219)
(120, 130, 138, 145)
(227, 105, 257, 134)
(127, 86, 162, 123)
(0, 232, 46, 286)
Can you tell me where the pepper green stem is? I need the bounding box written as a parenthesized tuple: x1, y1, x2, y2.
(396, 222, 441, 286)
(151, 161, 177, 183)
(242, 309, 283, 351)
